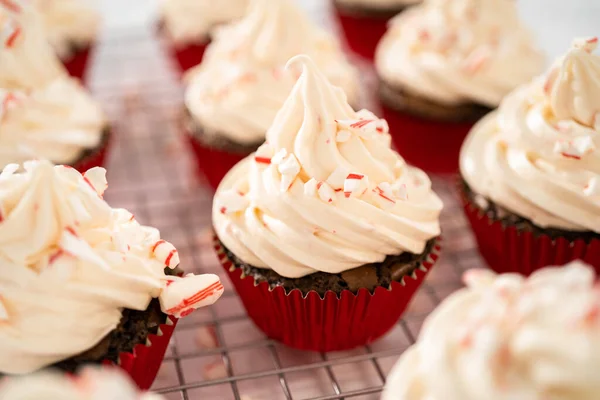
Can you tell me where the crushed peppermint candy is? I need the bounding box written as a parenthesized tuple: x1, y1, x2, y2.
(335, 115, 388, 140)
(1, 18, 20, 48)
(326, 166, 350, 189)
(217, 189, 248, 215)
(317, 181, 336, 203)
(160, 274, 224, 318)
(343, 173, 369, 198)
(0, 0, 21, 13)
(83, 167, 108, 197)
(392, 182, 409, 201)
(573, 36, 598, 53)
(463, 46, 491, 74)
(254, 143, 273, 165)
(152, 239, 180, 269)
(278, 153, 301, 192)
(271, 148, 288, 165)
(584, 178, 599, 197)
(554, 136, 596, 159)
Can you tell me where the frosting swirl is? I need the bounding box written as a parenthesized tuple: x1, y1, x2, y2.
(0, 367, 163, 400)
(213, 55, 442, 278)
(460, 38, 600, 232)
(185, 0, 359, 145)
(160, 0, 248, 46)
(0, 161, 224, 374)
(382, 261, 600, 400)
(0, 1, 106, 167)
(375, 0, 544, 107)
(32, 0, 100, 59)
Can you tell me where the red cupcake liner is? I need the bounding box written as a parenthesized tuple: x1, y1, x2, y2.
(380, 103, 474, 175)
(167, 39, 209, 77)
(72, 129, 112, 174)
(461, 190, 600, 275)
(213, 235, 441, 352)
(185, 132, 251, 191)
(62, 45, 93, 82)
(332, 4, 393, 61)
(102, 315, 178, 390)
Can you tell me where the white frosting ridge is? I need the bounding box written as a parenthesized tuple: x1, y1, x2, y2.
(160, 0, 248, 45)
(460, 38, 600, 232)
(32, 0, 100, 59)
(0, 162, 224, 374)
(0, 1, 107, 167)
(375, 0, 544, 107)
(0, 367, 163, 399)
(383, 261, 600, 400)
(185, 0, 359, 145)
(213, 55, 442, 278)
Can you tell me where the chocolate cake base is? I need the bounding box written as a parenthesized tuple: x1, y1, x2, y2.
(69, 127, 111, 167)
(379, 79, 492, 123)
(462, 180, 599, 243)
(333, 0, 409, 18)
(184, 110, 263, 154)
(220, 238, 437, 296)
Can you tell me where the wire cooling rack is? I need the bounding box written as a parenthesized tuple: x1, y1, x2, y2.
(90, 8, 482, 400)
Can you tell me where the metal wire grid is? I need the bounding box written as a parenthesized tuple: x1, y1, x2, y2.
(90, 21, 484, 400)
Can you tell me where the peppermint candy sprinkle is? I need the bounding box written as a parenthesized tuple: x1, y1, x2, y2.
(335, 114, 388, 140)
(1, 18, 20, 48)
(217, 189, 248, 215)
(573, 36, 598, 53)
(584, 178, 599, 197)
(317, 181, 335, 203)
(152, 240, 179, 269)
(254, 143, 273, 165)
(343, 173, 369, 198)
(0, 0, 21, 13)
(277, 152, 301, 192)
(553, 136, 595, 160)
(373, 183, 396, 209)
(160, 274, 224, 318)
(0, 90, 22, 120)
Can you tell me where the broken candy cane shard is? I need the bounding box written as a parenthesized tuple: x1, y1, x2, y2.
(0, 0, 21, 13)
(584, 178, 599, 197)
(4, 24, 19, 47)
(271, 148, 288, 165)
(278, 154, 300, 192)
(573, 36, 598, 52)
(162, 276, 224, 317)
(83, 168, 108, 196)
(304, 178, 318, 196)
(152, 240, 179, 268)
(343, 173, 369, 198)
(217, 189, 248, 214)
(317, 181, 335, 203)
(254, 156, 271, 164)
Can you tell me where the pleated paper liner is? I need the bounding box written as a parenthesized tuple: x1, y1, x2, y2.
(213, 234, 441, 352)
(460, 186, 600, 275)
(332, 4, 393, 61)
(184, 129, 252, 191)
(380, 103, 475, 175)
(156, 23, 209, 77)
(72, 128, 112, 174)
(62, 45, 93, 83)
(102, 315, 178, 390)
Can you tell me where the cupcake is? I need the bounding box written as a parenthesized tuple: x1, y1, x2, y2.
(184, 0, 359, 189)
(158, 0, 248, 75)
(375, 0, 544, 174)
(0, 161, 224, 389)
(0, 2, 109, 173)
(212, 55, 442, 352)
(460, 37, 600, 275)
(332, 0, 420, 61)
(382, 261, 600, 400)
(32, 0, 100, 81)
(0, 367, 164, 399)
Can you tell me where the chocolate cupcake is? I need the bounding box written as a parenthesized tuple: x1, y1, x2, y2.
(375, 0, 544, 173)
(0, 2, 109, 173)
(460, 37, 600, 275)
(32, 0, 100, 81)
(0, 367, 165, 399)
(0, 162, 224, 389)
(383, 261, 600, 400)
(213, 55, 442, 352)
(158, 0, 248, 75)
(332, 0, 420, 61)
(184, 0, 359, 189)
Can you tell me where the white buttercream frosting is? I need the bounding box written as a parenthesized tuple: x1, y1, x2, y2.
(213, 55, 441, 278)
(0, 161, 224, 374)
(383, 261, 600, 400)
(375, 0, 544, 107)
(460, 38, 600, 232)
(185, 0, 359, 145)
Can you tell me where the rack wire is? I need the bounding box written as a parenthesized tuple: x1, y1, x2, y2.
(91, 9, 484, 400)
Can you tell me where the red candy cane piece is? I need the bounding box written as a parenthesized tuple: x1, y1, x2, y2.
(553, 136, 595, 160)
(216, 189, 248, 215)
(343, 173, 368, 199)
(304, 178, 318, 197)
(254, 143, 273, 165)
(83, 168, 108, 197)
(152, 240, 179, 268)
(317, 181, 335, 203)
(160, 274, 224, 318)
(0, 0, 21, 13)
(277, 153, 300, 192)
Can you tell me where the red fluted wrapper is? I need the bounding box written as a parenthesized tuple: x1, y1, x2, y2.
(214, 235, 441, 352)
(72, 130, 112, 174)
(62, 46, 93, 82)
(167, 40, 209, 76)
(381, 103, 474, 175)
(102, 315, 178, 390)
(461, 191, 600, 275)
(185, 133, 251, 191)
(332, 5, 391, 61)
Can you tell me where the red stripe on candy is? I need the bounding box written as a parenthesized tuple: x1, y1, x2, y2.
(152, 240, 166, 252)
(0, 0, 21, 13)
(165, 249, 178, 266)
(346, 173, 363, 180)
(254, 156, 271, 164)
(5, 25, 20, 48)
